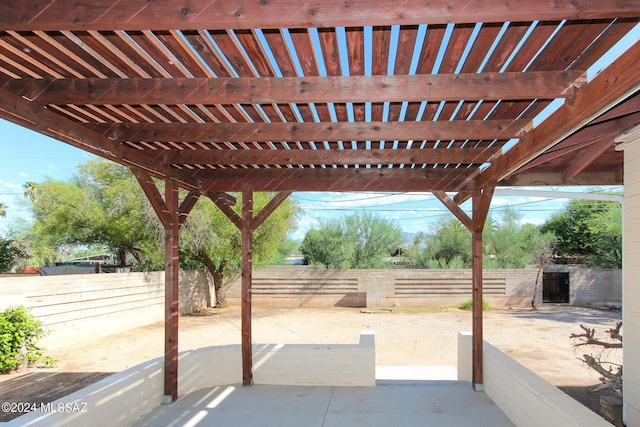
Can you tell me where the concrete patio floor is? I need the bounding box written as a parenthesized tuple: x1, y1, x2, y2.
(131, 367, 514, 427)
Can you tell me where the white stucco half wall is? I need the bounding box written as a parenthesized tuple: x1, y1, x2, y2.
(616, 124, 640, 426)
(6, 332, 375, 427)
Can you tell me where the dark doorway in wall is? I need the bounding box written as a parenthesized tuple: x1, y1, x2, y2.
(543, 272, 570, 303)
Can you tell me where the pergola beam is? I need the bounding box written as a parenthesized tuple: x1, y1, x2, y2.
(203, 191, 242, 229)
(465, 38, 640, 204)
(3, 72, 582, 105)
(2, 1, 638, 30)
(470, 184, 495, 391)
(562, 136, 616, 182)
(195, 167, 475, 192)
(251, 191, 293, 233)
(0, 87, 177, 185)
(432, 191, 474, 231)
(163, 147, 499, 167)
(93, 120, 528, 145)
(516, 111, 640, 174)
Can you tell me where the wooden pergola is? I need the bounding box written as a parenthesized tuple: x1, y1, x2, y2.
(1, 1, 639, 402)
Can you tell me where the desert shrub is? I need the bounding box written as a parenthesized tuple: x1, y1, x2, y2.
(0, 306, 47, 373)
(459, 299, 491, 311)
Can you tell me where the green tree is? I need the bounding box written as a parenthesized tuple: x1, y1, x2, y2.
(24, 159, 299, 303)
(0, 202, 6, 218)
(180, 192, 299, 306)
(0, 237, 25, 272)
(410, 208, 555, 269)
(300, 227, 354, 269)
(300, 212, 403, 269)
(23, 181, 38, 202)
(541, 199, 621, 267)
(585, 204, 622, 268)
(29, 160, 158, 267)
(417, 217, 471, 268)
(485, 207, 556, 268)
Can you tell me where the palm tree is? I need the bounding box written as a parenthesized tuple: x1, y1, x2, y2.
(23, 181, 37, 202)
(0, 202, 6, 218)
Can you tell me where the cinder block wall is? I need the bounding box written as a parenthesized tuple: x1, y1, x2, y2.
(0, 270, 213, 349)
(223, 266, 621, 308)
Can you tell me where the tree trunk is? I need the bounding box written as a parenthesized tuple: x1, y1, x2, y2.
(116, 247, 127, 266)
(199, 251, 227, 308)
(531, 265, 541, 310)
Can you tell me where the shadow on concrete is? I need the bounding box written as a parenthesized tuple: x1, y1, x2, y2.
(0, 371, 114, 422)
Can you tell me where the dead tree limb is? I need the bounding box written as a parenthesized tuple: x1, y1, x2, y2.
(607, 321, 623, 341)
(581, 354, 622, 393)
(571, 322, 623, 396)
(571, 325, 623, 348)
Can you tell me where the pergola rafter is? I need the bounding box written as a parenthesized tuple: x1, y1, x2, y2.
(0, 72, 583, 104)
(2, 0, 638, 30)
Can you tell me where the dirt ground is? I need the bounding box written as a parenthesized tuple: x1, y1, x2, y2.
(0, 304, 623, 424)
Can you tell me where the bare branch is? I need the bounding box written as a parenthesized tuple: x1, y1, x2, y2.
(581, 354, 622, 394)
(571, 324, 622, 348)
(608, 321, 623, 341)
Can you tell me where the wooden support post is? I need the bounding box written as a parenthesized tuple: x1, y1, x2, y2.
(164, 179, 180, 403)
(241, 190, 253, 386)
(471, 229, 484, 391)
(130, 168, 200, 404)
(433, 187, 493, 392)
(471, 185, 494, 392)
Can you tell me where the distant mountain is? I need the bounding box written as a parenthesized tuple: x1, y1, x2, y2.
(401, 231, 420, 246)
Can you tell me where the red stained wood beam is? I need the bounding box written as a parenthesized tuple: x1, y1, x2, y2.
(5, 72, 583, 105)
(2, 1, 639, 30)
(516, 110, 640, 174)
(241, 190, 253, 387)
(432, 191, 474, 231)
(0, 87, 180, 185)
(471, 229, 484, 391)
(499, 170, 623, 186)
(93, 120, 528, 145)
(194, 167, 475, 192)
(466, 38, 640, 203)
(471, 185, 494, 391)
(562, 135, 616, 182)
(250, 191, 292, 233)
(163, 147, 499, 167)
(203, 190, 242, 229)
(209, 191, 237, 206)
(164, 179, 180, 402)
(178, 190, 200, 227)
(131, 168, 171, 226)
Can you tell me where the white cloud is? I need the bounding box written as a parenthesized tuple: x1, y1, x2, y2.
(491, 197, 512, 206)
(19, 172, 29, 178)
